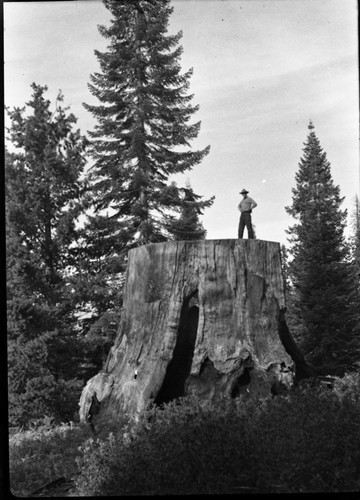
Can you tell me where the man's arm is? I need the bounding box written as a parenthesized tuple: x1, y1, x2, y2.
(250, 198, 257, 209)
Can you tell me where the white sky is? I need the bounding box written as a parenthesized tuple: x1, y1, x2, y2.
(4, 0, 359, 246)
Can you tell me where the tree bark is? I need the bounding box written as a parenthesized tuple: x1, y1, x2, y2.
(79, 239, 307, 422)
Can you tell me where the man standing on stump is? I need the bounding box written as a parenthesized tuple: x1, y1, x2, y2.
(238, 188, 257, 239)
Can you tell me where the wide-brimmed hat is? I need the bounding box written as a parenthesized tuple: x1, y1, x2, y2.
(240, 189, 249, 194)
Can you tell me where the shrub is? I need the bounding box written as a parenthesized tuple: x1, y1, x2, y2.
(246, 385, 360, 493)
(8, 376, 83, 428)
(11, 375, 360, 496)
(73, 382, 360, 496)
(74, 395, 266, 495)
(9, 420, 93, 496)
(333, 371, 360, 402)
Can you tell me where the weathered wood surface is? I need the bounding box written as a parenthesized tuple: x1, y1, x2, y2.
(79, 239, 295, 421)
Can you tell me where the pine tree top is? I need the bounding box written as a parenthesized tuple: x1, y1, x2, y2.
(82, 0, 213, 246)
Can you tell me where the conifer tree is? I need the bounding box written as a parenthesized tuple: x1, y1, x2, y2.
(350, 195, 360, 278)
(166, 180, 207, 240)
(6, 84, 88, 426)
(285, 121, 360, 375)
(349, 195, 360, 348)
(280, 244, 303, 346)
(83, 0, 214, 251)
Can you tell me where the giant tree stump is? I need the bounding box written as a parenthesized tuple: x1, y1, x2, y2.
(79, 239, 308, 422)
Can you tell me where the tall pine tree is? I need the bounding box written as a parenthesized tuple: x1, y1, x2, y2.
(83, 0, 213, 250)
(6, 84, 88, 426)
(285, 121, 360, 375)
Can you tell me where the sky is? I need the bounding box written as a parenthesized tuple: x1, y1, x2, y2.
(4, 0, 359, 246)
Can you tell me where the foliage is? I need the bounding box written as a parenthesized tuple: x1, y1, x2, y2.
(68, 210, 125, 344)
(9, 378, 360, 496)
(6, 84, 87, 341)
(280, 244, 307, 346)
(6, 83, 90, 427)
(166, 180, 207, 240)
(74, 395, 251, 496)
(248, 381, 360, 493)
(8, 343, 84, 427)
(349, 195, 360, 282)
(83, 0, 214, 250)
(73, 380, 360, 496)
(9, 421, 93, 497)
(285, 121, 360, 375)
(333, 370, 360, 401)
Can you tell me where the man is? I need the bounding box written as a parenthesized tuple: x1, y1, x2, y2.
(238, 188, 257, 239)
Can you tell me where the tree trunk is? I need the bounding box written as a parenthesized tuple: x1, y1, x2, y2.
(79, 239, 309, 422)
